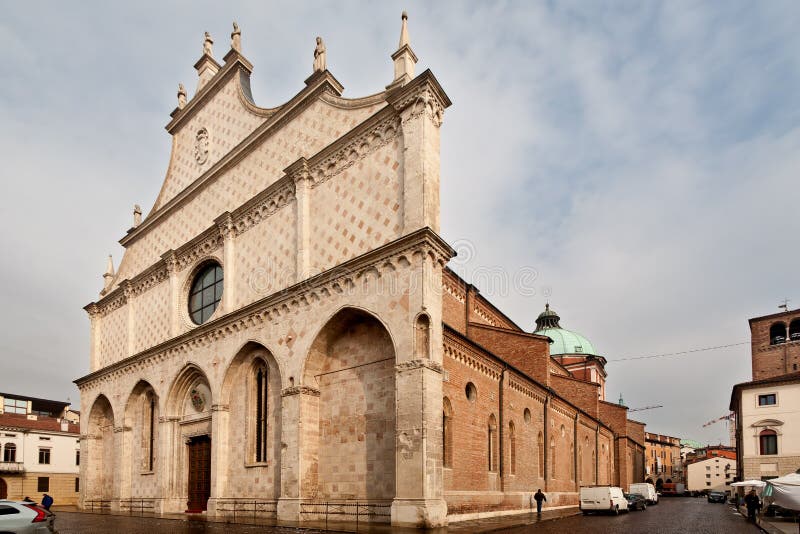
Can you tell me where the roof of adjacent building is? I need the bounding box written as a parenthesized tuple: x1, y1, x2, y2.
(0, 413, 79, 434)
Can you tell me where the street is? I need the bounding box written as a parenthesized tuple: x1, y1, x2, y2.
(53, 498, 762, 533)
(502, 498, 762, 534)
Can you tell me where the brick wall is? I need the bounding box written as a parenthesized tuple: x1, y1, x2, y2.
(466, 323, 551, 386)
(550, 375, 599, 418)
(750, 311, 800, 380)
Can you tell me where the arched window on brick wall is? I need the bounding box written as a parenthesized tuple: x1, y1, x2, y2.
(570, 442, 575, 480)
(550, 437, 556, 479)
(488, 414, 498, 472)
(509, 421, 516, 475)
(759, 429, 778, 455)
(592, 449, 596, 483)
(578, 445, 582, 483)
(443, 397, 453, 468)
(770, 322, 787, 345)
(537, 432, 544, 477)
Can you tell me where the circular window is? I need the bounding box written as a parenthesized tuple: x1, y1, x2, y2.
(524, 408, 532, 423)
(465, 382, 477, 402)
(188, 262, 223, 325)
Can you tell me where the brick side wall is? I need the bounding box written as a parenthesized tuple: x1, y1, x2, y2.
(550, 375, 599, 418)
(466, 324, 551, 386)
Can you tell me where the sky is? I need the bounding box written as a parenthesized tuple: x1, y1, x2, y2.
(0, 1, 798, 446)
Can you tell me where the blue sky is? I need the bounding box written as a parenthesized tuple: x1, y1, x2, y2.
(1, 1, 798, 445)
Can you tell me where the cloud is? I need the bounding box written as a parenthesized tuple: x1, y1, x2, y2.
(0, 1, 798, 445)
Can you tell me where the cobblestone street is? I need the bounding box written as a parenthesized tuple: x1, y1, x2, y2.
(51, 498, 766, 533)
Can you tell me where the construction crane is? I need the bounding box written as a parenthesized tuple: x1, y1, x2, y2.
(627, 405, 663, 413)
(702, 413, 733, 428)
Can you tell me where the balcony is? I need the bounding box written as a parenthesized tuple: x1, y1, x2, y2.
(0, 462, 24, 474)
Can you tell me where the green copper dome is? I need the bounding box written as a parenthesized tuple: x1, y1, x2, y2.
(533, 304, 598, 356)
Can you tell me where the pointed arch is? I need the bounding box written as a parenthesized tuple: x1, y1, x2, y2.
(166, 363, 212, 417)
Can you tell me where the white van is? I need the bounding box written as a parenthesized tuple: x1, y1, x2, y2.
(579, 486, 629, 515)
(629, 482, 658, 505)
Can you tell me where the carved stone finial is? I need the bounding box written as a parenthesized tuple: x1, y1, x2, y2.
(177, 83, 187, 109)
(203, 31, 214, 56)
(313, 36, 326, 73)
(102, 254, 115, 291)
(133, 205, 142, 227)
(231, 22, 241, 52)
(387, 11, 418, 90)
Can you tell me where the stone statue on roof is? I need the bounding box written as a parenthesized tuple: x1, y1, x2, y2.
(177, 83, 187, 109)
(203, 32, 214, 56)
(313, 36, 326, 73)
(231, 22, 241, 52)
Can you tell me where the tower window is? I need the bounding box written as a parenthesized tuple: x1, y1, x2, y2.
(769, 322, 786, 345)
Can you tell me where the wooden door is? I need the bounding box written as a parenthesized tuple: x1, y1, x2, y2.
(186, 435, 211, 512)
(0, 478, 6, 499)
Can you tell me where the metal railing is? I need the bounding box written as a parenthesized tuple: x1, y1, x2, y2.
(85, 499, 112, 513)
(300, 501, 391, 529)
(215, 500, 277, 523)
(119, 498, 157, 515)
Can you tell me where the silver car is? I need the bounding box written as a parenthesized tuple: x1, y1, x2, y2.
(0, 501, 55, 533)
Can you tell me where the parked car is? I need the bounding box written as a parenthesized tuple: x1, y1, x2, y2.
(0, 501, 55, 533)
(707, 491, 726, 503)
(625, 493, 648, 511)
(629, 482, 659, 504)
(580, 486, 629, 515)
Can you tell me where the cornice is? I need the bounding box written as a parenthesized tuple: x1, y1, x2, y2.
(386, 69, 452, 110)
(76, 227, 453, 388)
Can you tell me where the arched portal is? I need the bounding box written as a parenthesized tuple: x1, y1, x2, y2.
(122, 381, 159, 501)
(655, 478, 664, 491)
(303, 308, 396, 502)
(219, 342, 282, 500)
(85, 394, 115, 503)
(165, 364, 213, 513)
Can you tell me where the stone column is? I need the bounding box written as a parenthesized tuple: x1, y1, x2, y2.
(207, 404, 229, 516)
(160, 416, 184, 513)
(111, 425, 125, 512)
(277, 385, 320, 522)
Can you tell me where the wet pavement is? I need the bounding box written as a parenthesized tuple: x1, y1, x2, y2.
(52, 497, 764, 533)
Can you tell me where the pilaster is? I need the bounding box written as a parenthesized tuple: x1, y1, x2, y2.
(387, 71, 451, 235)
(207, 403, 229, 516)
(285, 159, 310, 283)
(162, 251, 181, 337)
(86, 304, 101, 372)
(122, 281, 135, 357)
(277, 385, 320, 523)
(215, 213, 237, 312)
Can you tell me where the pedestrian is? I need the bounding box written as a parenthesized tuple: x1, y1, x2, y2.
(41, 493, 53, 510)
(743, 489, 760, 522)
(534, 488, 546, 514)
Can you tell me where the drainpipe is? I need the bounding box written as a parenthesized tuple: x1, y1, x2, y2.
(574, 413, 579, 492)
(499, 366, 506, 490)
(595, 425, 600, 484)
(543, 395, 550, 492)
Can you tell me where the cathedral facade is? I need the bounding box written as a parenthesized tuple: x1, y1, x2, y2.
(76, 16, 643, 528)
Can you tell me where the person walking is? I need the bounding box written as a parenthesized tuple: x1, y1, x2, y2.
(743, 489, 760, 522)
(41, 494, 53, 510)
(534, 489, 547, 514)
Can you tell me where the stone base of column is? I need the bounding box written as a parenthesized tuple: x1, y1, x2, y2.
(391, 498, 448, 528)
(277, 497, 302, 523)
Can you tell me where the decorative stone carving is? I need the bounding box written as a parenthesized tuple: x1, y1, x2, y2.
(313, 37, 326, 72)
(133, 205, 142, 227)
(194, 127, 209, 165)
(190, 388, 206, 412)
(231, 22, 241, 52)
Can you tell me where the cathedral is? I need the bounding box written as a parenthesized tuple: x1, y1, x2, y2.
(76, 15, 644, 528)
